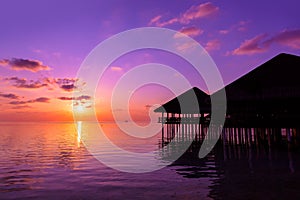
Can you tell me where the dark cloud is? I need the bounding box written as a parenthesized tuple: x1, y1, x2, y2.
(60, 84, 76, 91)
(9, 97, 50, 105)
(58, 95, 92, 101)
(0, 93, 19, 99)
(4, 76, 48, 89)
(11, 105, 32, 109)
(77, 95, 91, 101)
(9, 100, 27, 105)
(31, 97, 50, 103)
(57, 96, 73, 101)
(44, 77, 79, 92)
(54, 78, 78, 92)
(2, 76, 83, 92)
(58, 95, 92, 109)
(0, 58, 51, 72)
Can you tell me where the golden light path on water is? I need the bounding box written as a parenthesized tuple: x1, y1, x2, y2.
(77, 121, 82, 147)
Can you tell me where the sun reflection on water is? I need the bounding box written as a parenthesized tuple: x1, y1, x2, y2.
(76, 121, 82, 147)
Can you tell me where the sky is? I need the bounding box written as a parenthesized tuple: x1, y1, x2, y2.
(0, 0, 300, 122)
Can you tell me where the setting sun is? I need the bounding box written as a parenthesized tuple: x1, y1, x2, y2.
(74, 105, 85, 113)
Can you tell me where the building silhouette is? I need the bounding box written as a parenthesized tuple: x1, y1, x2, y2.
(154, 53, 300, 128)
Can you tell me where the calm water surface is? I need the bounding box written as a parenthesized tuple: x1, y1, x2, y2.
(0, 122, 300, 199)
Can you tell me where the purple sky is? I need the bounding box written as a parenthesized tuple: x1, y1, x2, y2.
(0, 0, 300, 121)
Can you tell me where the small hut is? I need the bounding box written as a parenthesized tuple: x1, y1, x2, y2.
(154, 87, 211, 125)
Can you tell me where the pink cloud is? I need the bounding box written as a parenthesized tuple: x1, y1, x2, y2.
(0, 58, 51, 72)
(174, 27, 204, 38)
(219, 20, 250, 35)
(232, 29, 300, 55)
(110, 66, 123, 71)
(180, 2, 219, 24)
(148, 2, 219, 27)
(149, 17, 178, 27)
(175, 41, 198, 53)
(219, 30, 229, 35)
(148, 15, 162, 25)
(205, 39, 221, 52)
(266, 29, 300, 49)
(232, 34, 269, 55)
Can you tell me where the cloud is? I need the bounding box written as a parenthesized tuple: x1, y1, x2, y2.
(1, 73, 86, 92)
(219, 20, 250, 35)
(60, 84, 76, 91)
(0, 93, 19, 99)
(148, 15, 162, 25)
(175, 41, 198, 53)
(205, 39, 221, 52)
(58, 95, 92, 101)
(180, 2, 219, 24)
(4, 76, 48, 89)
(50, 78, 79, 92)
(57, 97, 74, 101)
(0, 58, 51, 72)
(33, 97, 50, 103)
(232, 29, 300, 55)
(219, 30, 229, 35)
(11, 105, 32, 109)
(9, 97, 50, 105)
(9, 101, 27, 105)
(174, 27, 204, 38)
(232, 34, 269, 55)
(58, 95, 92, 108)
(149, 2, 219, 27)
(3, 76, 83, 92)
(110, 66, 123, 72)
(266, 29, 300, 49)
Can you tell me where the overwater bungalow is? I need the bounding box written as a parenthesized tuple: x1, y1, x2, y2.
(154, 87, 211, 125)
(154, 53, 300, 143)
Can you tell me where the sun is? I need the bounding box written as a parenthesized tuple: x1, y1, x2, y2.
(73, 104, 85, 113)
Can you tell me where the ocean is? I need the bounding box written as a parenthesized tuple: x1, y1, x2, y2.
(0, 122, 299, 199)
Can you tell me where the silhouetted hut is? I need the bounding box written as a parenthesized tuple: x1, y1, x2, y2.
(154, 53, 300, 128)
(154, 87, 211, 124)
(215, 53, 300, 127)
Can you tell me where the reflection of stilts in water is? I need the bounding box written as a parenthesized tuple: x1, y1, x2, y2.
(77, 121, 82, 147)
(161, 124, 300, 166)
(288, 143, 295, 173)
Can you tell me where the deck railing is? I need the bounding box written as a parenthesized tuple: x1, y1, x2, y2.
(158, 116, 210, 124)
